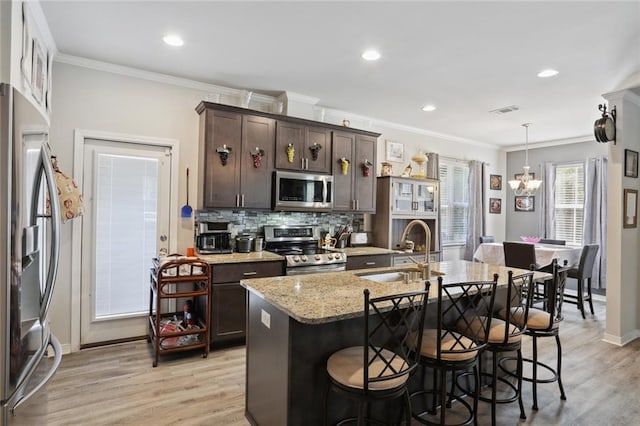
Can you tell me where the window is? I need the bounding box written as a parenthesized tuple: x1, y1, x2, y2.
(439, 159, 469, 244)
(554, 163, 584, 245)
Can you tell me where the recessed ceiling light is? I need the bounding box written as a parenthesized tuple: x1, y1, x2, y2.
(163, 34, 184, 47)
(361, 49, 381, 61)
(421, 105, 436, 112)
(537, 69, 559, 78)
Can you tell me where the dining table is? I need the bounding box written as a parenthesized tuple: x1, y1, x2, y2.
(473, 241, 582, 268)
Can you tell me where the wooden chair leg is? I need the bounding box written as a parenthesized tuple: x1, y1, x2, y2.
(577, 279, 586, 319)
(587, 277, 595, 315)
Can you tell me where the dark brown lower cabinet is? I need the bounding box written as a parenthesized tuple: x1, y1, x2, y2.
(205, 261, 284, 346)
(345, 254, 392, 271)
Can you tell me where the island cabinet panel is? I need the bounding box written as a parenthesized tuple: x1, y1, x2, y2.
(208, 261, 283, 346)
(198, 108, 275, 209)
(332, 131, 377, 212)
(345, 253, 392, 270)
(275, 121, 332, 173)
(245, 292, 404, 425)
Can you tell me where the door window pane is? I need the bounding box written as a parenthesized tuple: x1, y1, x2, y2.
(94, 154, 158, 318)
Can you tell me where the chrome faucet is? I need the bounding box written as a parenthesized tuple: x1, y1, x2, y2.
(400, 219, 432, 279)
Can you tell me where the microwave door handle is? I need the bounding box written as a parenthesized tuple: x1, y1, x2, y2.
(322, 179, 328, 203)
(37, 144, 61, 320)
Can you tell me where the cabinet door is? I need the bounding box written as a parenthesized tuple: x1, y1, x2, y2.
(275, 121, 305, 170)
(241, 115, 275, 209)
(211, 283, 246, 343)
(414, 182, 437, 214)
(392, 180, 416, 214)
(354, 135, 377, 212)
(305, 126, 332, 173)
(203, 109, 242, 208)
(332, 131, 356, 211)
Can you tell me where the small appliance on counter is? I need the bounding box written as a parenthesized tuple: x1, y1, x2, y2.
(195, 221, 232, 254)
(235, 234, 254, 253)
(349, 232, 370, 247)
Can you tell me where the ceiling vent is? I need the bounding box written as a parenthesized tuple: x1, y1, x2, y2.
(490, 105, 520, 114)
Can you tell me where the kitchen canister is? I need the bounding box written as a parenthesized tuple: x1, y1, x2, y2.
(235, 235, 254, 253)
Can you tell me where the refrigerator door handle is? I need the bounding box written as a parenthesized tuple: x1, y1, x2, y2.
(32, 143, 61, 320)
(8, 333, 62, 415)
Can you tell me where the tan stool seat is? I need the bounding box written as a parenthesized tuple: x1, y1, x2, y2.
(416, 329, 478, 362)
(327, 346, 409, 391)
(502, 307, 558, 331)
(458, 316, 522, 344)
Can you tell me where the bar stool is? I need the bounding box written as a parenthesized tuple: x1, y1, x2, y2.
(499, 259, 571, 410)
(456, 270, 535, 425)
(324, 282, 430, 425)
(564, 244, 599, 319)
(410, 275, 498, 426)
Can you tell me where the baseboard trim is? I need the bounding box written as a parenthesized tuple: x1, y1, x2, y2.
(602, 330, 640, 346)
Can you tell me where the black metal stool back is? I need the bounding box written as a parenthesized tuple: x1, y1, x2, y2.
(325, 282, 430, 425)
(411, 275, 498, 426)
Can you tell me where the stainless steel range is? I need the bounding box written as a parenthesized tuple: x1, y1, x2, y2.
(264, 225, 346, 275)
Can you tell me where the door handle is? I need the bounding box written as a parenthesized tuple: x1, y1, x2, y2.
(241, 194, 245, 207)
(301, 157, 305, 170)
(160, 234, 167, 242)
(36, 144, 61, 321)
(243, 271, 257, 276)
(236, 194, 240, 207)
(305, 158, 309, 170)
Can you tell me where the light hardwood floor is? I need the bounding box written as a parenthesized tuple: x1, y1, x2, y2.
(11, 299, 640, 425)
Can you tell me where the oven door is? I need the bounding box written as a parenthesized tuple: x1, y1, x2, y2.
(286, 263, 346, 276)
(273, 171, 333, 211)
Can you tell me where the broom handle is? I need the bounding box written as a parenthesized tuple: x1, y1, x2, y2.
(186, 168, 189, 204)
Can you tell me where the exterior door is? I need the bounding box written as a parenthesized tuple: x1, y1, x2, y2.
(80, 138, 171, 345)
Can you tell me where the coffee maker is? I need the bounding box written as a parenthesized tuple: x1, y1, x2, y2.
(195, 221, 232, 254)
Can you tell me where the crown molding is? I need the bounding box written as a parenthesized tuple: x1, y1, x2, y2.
(54, 53, 276, 105)
(25, 1, 57, 54)
(282, 91, 320, 105)
(603, 88, 640, 106)
(503, 134, 596, 152)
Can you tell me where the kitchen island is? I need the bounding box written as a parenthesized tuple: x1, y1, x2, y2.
(241, 261, 549, 425)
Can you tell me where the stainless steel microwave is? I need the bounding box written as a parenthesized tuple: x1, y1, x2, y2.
(273, 171, 334, 211)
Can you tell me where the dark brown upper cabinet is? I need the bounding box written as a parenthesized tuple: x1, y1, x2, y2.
(198, 108, 275, 209)
(332, 131, 377, 213)
(275, 121, 332, 173)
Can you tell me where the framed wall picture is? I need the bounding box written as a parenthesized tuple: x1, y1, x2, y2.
(514, 195, 534, 212)
(385, 140, 404, 162)
(31, 38, 45, 104)
(624, 149, 638, 178)
(489, 174, 502, 190)
(623, 188, 637, 228)
(489, 198, 502, 214)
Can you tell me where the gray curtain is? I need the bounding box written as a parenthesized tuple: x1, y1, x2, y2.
(464, 160, 484, 261)
(583, 156, 607, 289)
(538, 162, 556, 238)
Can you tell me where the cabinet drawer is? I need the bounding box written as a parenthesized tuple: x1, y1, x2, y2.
(211, 261, 284, 283)
(346, 254, 392, 271)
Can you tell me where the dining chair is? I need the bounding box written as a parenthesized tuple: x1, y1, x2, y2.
(564, 244, 599, 319)
(499, 259, 571, 411)
(539, 239, 566, 245)
(502, 241, 538, 270)
(324, 282, 430, 425)
(410, 275, 498, 426)
(479, 236, 495, 244)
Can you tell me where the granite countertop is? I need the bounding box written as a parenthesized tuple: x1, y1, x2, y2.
(196, 251, 284, 264)
(335, 246, 397, 256)
(241, 260, 551, 325)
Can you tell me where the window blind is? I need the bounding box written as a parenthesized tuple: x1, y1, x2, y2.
(554, 164, 584, 245)
(440, 159, 470, 244)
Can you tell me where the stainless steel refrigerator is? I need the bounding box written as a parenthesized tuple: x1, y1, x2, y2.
(1, 84, 62, 424)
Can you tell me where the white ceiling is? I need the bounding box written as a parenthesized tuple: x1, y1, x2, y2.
(40, 1, 640, 147)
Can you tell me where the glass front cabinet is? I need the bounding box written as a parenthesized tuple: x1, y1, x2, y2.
(391, 178, 438, 216)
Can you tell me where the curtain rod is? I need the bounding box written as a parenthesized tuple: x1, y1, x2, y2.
(440, 155, 490, 167)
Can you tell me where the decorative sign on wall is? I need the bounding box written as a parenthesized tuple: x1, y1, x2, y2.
(514, 195, 535, 212)
(489, 198, 502, 214)
(624, 149, 638, 178)
(490, 174, 502, 190)
(624, 188, 637, 228)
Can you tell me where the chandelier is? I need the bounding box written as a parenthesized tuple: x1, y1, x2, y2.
(508, 123, 542, 196)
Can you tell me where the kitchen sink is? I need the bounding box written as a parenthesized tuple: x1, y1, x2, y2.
(357, 269, 444, 284)
(359, 271, 409, 283)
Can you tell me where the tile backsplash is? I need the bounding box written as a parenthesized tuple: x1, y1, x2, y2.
(195, 210, 365, 237)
